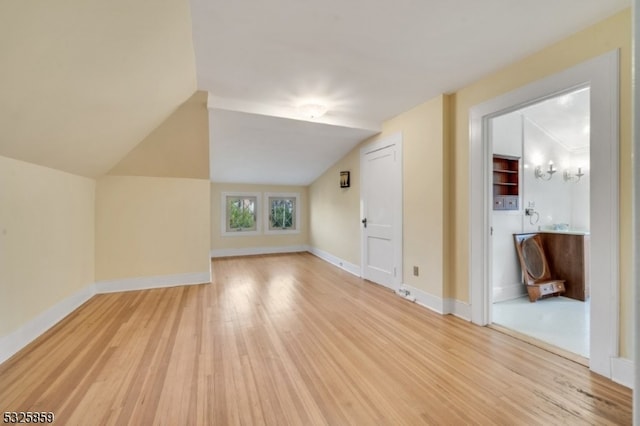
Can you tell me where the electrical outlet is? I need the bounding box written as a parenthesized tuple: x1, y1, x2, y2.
(413, 266, 419, 276)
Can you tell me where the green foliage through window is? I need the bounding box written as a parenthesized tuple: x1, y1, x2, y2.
(269, 198, 295, 230)
(228, 197, 256, 231)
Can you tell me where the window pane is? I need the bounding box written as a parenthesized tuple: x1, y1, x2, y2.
(269, 197, 295, 230)
(227, 196, 256, 231)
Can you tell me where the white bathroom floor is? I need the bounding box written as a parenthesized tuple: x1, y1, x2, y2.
(492, 296, 589, 358)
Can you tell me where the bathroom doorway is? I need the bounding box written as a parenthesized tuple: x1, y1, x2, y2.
(469, 50, 619, 378)
(490, 87, 590, 360)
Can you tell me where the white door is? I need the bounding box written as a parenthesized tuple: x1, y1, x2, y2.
(361, 133, 402, 290)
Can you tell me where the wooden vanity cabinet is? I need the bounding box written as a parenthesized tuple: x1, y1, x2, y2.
(538, 233, 590, 301)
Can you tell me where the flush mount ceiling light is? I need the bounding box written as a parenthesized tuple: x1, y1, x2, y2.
(297, 103, 328, 119)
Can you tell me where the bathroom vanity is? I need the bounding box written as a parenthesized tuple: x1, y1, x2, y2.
(538, 231, 590, 301)
(515, 231, 590, 301)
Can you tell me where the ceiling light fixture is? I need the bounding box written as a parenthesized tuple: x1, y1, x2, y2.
(298, 103, 328, 119)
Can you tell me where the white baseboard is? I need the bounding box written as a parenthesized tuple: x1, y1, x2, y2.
(493, 283, 527, 303)
(611, 357, 634, 389)
(210, 245, 308, 258)
(0, 283, 96, 365)
(307, 246, 361, 277)
(398, 283, 445, 314)
(398, 284, 471, 321)
(1, 269, 212, 366)
(445, 299, 472, 321)
(95, 271, 211, 293)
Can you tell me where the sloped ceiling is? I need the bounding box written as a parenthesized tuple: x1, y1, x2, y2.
(0, 0, 197, 177)
(0, 0, 629, 183)
(108, 91, 209, 179)
(192, 0, 628, 185)
(209, 108, 376, 185)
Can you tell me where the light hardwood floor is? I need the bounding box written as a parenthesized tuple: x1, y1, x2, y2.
(0, 253, 632, 425)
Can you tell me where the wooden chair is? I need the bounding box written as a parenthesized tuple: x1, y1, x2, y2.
(513, 233, 566, 302)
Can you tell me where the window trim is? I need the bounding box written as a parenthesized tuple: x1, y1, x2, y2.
(264, 192, 300, 235)
(221, 192, 261, 237)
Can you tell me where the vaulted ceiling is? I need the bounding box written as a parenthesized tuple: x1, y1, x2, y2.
(194, 0, 628, 185)
(0, 0, 197, 177)
(0, 0, 630, 182)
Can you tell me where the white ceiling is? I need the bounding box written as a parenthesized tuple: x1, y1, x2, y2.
(209, 108, 376, 185)
(521, 87, 590, 151)
(190, 0, 628, 185)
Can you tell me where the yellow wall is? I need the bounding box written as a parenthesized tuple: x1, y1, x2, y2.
(380, 96, 448, 296)
(96, 176, 211, 282)
(0, 155, 95, 337)
(108, 91, 209, 179)
(211, 182, 309, 252)
(308, 149, 361, 265)
(309, 95, 448, 296)
(450, 9, 631, 356)
(308, 9, 632, 357)
(0, 0, 197, 178)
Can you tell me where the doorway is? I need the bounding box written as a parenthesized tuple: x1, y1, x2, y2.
(490, 87, 590, 359)
(360, 133, 403, 291)
(469, 50, 619, 379)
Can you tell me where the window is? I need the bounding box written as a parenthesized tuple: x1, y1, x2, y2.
(265, 193, 300, 234)
(221, 192, 261, 236)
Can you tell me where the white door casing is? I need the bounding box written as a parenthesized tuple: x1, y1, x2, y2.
(360, 133, 403, 290)
(469, 50, 619, 378)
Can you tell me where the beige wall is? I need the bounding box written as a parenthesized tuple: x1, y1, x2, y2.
(0, 155, 95, 337)
(450, 9, 632, 356)
(211, 182, 309, 252)
(308, 149, 361, 265)
(96, 176, 211, 282)
(108, 91, 209, 179)
(309, 9, 632, 356)
(309, 96, 448, 296)
(382, 95, 448, 296)
(0, 0, 197, 178)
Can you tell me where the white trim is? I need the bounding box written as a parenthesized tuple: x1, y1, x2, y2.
(633, 0, 640, 418)
(221, 191, 262, 236)
(95, 271, 211, 294)
(469, 50, 620, 379)
(307, 246, 361, 277)
(397, 284, 472, 321)
(398, 284, 444, 314)
(210, 245, 308, 258)
(590, 50, 620, 378)
(0, 283, 96, 365)
(263, 192, 301, 235)
(0, 269, 213, 365)
(444, 299, 472, 321)
(610, 357, 634, 389)
(360, 132, 403, 291)
(492, 283, 527, 303)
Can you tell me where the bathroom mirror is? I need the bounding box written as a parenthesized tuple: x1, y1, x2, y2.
(522, 237, 545, 279)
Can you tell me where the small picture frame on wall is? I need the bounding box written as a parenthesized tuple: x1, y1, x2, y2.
(340, 171, 350, 188)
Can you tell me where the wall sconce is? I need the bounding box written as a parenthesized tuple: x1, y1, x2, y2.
(534, 161, 557, 180)
(563, 167, 585, 183)
(340, 171, 350, 188)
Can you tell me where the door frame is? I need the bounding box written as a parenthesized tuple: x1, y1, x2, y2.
(469, 50, 620, 378)
(360, 132, 403, 290)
